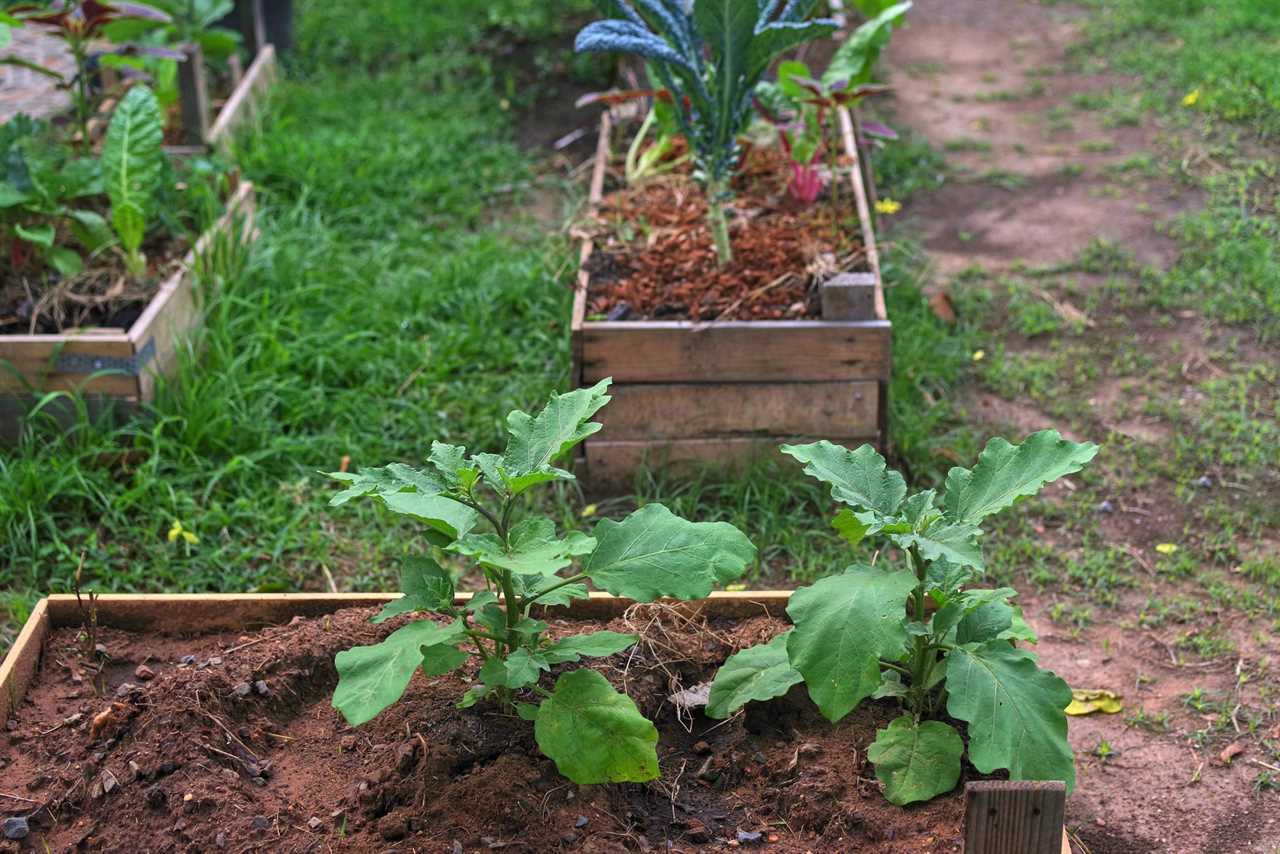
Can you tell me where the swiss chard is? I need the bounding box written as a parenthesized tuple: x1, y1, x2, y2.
(574, 0, 837, 266)
(707, 431, 1098, 805)
(327, 379, 756, 785)
(101, 83, 165, 276)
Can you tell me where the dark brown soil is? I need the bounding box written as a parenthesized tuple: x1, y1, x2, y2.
(0, 605, 970, 853)
(584, 143, 869, 322)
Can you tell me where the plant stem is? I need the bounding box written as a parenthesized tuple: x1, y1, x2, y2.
(906, 546, 933, 720)
(706, 178, 732, 267)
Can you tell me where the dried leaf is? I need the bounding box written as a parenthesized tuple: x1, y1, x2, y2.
(926, 286, 956, 323)
(1219, 742, 1244, 765)
(1065, 688, 1123, 716)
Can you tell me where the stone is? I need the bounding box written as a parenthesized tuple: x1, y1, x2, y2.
(251, 816, 271, 832)
(307, 817, 323, 831)
(134, 665, 156, 681)
(575, 816, 589, 828)
(101, 769, 119, 794)
(180, 655, 197, 666)
(737, 829, 763, 844)
(3, 817, 29, 840)
(254, 680, 270, 696)
(232, 682, 252, 698)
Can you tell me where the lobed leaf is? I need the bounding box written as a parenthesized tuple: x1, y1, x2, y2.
(373, 557, 455, 623)
(867, 715, 963, 805)
(501, 379, 612, 493)
(333, 619, 465, 726)
(541, 631, 639, 664)
(534, 669, 659, 784)
(452, 518, 595, 578)
(581, 503, 755, 601)
(706, 630, 804, 719)
(945, 642, 1076, 789)
(785, 567, 917, 722)
(781, 441, 906, 516)
(943, 430, 1099, 525)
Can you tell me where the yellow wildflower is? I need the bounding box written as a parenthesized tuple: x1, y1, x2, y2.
(1155, 543, 1178, 555)
(972, 349, 986, 362)
(875, 198, 903, 215)
(167, 520, 199, 545)
(1182, 88, 1200, 107)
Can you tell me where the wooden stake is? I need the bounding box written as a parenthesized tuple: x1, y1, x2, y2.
(964, 781, 1069, 854)
(177, 43, 211, 146)
(239, 0, 266, 56)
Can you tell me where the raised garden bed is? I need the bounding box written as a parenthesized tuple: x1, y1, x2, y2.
(0, 179, 256, 439)
(571, 109, 890, 489)
(185, 42, 278, 153)
(0, 593, 1071, 852)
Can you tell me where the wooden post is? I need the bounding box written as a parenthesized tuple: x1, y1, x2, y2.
(820, 272, 879, 320)
(964, 781, 1070, 854)
(177, 43, 211, 146)
(239, 0, 266, 56)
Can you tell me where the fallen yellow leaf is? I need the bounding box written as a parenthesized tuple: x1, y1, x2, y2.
(1155, 543, 1179, 555)
(1066, 688, 1124, 716)
(1182, 88, 1201, 107)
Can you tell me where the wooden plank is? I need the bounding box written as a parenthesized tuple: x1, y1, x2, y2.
(838, 106, 887, 321)
(964, 781, 1068, 854)
(820, 272, 879, 320)
(571, 111, 611, 384)
(208, 43, 277, 148)
(584, 436, 875, 488)
(0, 598, 49, 724)
(580, 319, 890, 383)
(601, 381, 879, 439)
(177, 42, 211, 147)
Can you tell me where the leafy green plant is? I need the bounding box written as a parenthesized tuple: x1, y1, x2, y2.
(102, 0, 240, 59)
(102, 83, 165, 276)
(326, 379, 756, 784)
(574, 0, 837, 266)
(707, 430, 1099, 805)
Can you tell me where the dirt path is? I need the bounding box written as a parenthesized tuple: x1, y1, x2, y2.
(0, 28, 72, 122)
(884, 3, 1280, 852)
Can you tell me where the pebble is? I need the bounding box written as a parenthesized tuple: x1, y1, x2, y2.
(575, 815, 589, 828)
(737, 829, 763, 844)
(3, 817, 28, 840)
(254, 680, 270, 696)
(307, 817, 323, 831)
(215, 831, 227, 848)
(94, 643, 108, 656)
(144, 785, 166, 809)
(251, 816, 271, 832)
(232, 682, 252, 698)
(134, 665, 156, 681)
(115, 682, 138, 698)
(101, 769, 119, 794)
(1194, 475, 1213, 488)
(180, 655, 197, 666)
(606, 301, 632, 321)
(693, 740, 712, 755)
(1096, 499, 1115, 514)
(208, 657, 223, 666)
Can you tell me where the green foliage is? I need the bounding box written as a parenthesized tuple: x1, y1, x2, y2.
(102, 85, 165, 276)
(328, 381, 755, 784)
(708, 431, 1098, 804)
(102, 0, 242, 60)
(822, 1, 910, 88)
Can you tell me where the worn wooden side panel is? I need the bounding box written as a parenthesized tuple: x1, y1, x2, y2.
(584, 436, 875, 488)
(964, 781, 1068, 854)
(0, 599, 49, 724)
(580, 320, 890, 384)
(208, 44, 277, 147)
(0, 333, 140, 396)
(600, 381, 879, 440)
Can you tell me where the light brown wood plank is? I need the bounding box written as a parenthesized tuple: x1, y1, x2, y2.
(0, 599, 49, 724)
(584, 435, 876, 487)
(580, 319, 890, 383)
(208, 43, 277, 148)
(838, 106, 887, 321)
(600, 381, 879, 439)
(964, 781, 1068, 854)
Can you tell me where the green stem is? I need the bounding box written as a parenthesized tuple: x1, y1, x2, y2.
(706, 179, 732, 267)
(521, 573, 588, 612)
(906, 546, 933, 720)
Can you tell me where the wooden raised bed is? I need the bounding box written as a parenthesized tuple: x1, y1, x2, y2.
(0, 180, 257, 439)
(571, 108, 891, 488)
(0, 592, 1072, 853)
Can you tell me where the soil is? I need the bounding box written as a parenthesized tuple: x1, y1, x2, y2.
(0, 605, 977, 853)
(583, 140, 869, 322)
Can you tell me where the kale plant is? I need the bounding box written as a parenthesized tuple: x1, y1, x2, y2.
(575, 0, 837, 266)
(327, 379, 756, 784)
(707, 431, 1098, 804)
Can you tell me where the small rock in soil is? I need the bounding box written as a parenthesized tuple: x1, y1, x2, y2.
(134, 664, 156, 681)
(1194, 475, 1213, 488)
(114, 682, 138, 698)
(208, 656, 223, 666)
(1096, 499, 1114, 513)
(737, 829, 763, 844)
(158, 760, 178, 776)
(606, 301, 632, 321)
(561, 832, 578, 844)
(101, 769, 119, 794)
(180, 655, 197, 666)
(3, 817, 28, 840)
(254, 680, 270, 696)
(215, 831, 227, 848)
(378, 814, 409, 842)
(94, 643, 108, 656)
(575, 815, 589, 828)
(340, 735, 357, 752)
(693, 740, 712, 755)
(251, 816, 271, 832)
(232, 682, 252, 698)
(307, 817, 323, 831)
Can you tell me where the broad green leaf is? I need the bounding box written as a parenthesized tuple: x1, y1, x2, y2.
(14, 222, 53, 247)
(515, 701, 540, 721)
(899, 489, 939, 528)
(457, 684, 490, 708)
(931, 587, 1014, 639)
(943, 431, 1099, 524)
(420, 644, 468, 676)
(956, 599, 1015, 645)
(892, 519, 984, 571)
(502, 648, 550, 689)
(581, 504, 755, 601)
(427, 441, 469, 488)
(333, 619, 464, 726)
(822, 1, 911, 87)
(871, 668, 908, 700)
(1002, 607, 1038, 643)
(501, 379, 611, 483)
(516, 574, 590, 607)
(867, 716, 963, 805)
(749, 19, 836, 79)
(831, 508, 869, 546)
(946, 642, 1075, 789)
(452, 518, 595, 577)
(534, 669, 659, 784)
(785, 567, 917, 722)
(102, 85, 164, 257)
(781, 441, 906, 516)
(47, 246, 83, 276)
(381, 491, 477, 543)
(695, 0, 759, 146)
(67, 209, 113, 252)
(542, 631, 639, 664)
(706, 631, 803, 719)
(373, 557, 456, 623)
